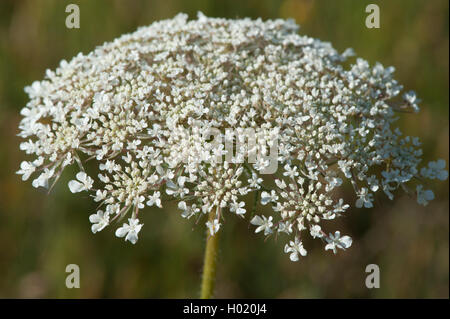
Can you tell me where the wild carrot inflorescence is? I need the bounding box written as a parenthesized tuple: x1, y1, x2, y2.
(17, 13, 447, 261)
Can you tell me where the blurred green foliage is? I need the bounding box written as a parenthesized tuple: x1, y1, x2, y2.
(0, 0, 448, 298)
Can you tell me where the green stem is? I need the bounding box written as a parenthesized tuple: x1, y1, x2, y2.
(200, 207, 220, 299)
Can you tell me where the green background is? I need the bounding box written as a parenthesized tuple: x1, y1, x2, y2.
(0, 0, 448, 298)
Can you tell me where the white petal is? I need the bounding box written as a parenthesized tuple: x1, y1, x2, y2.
(178, 201, 187, 210)
(32, 178, 41, 188)
(91, 223, 103, 234)
(68, 180, 84, 193)
(250, 215, 263, 226)
(125, 231, 138, 244)
(260, 192, 270, 205)
(89, 214, 101, 223)
(355, 198, 363, 208)
(76, 171, 87, 182)
(289, 252, 299, 262)
(424, 190, 435, 201)
(340, 236, 352, 249)
(115, 226, 128, 238)
(325, 243, 335, 253)
(299, 246, 307, 256)
(284, 244, 291, 254)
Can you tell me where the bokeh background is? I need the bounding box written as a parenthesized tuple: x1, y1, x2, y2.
(0, 0, 448, 298)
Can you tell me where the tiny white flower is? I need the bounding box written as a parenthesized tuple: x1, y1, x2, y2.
(325, 231, 352, 254)
(416, 185, 435, 206)
(310, 225, 323, 238)
(178, 201, 199, 219)
(325, 176, 342, 192)
(147, 191, 162, 208)
(166, 177, 189, 198)
(115, 218, 143, 244)
(248, 173, 263, 189)
(94, 189, 107, 202)
(89, 210, 110, 233)
(250, 215, 273, 235)
(421, 160, 448, 181)
(230, 201, 246, 217)
(274, 179, 287, 189)
(366, 175, 379, 192)
(99, 160, 118, 173)
(283, 164, 299, 179)
(403, 90, 420, 112)
(284, 237, 307, 261)
(261, 190, 278, 205)
(17, 161, 36, 181)
(17, 157, 43, 181)
(134, 195, 145, 209)
(68, 171, 94, 193)
(334, 199, 350, 213)
(355, 187, 373, 208)
(277, 221, 293, 234)
(32, 168, 55, 189)
(338, 160, 352, 178)
(206, 218, 221, 236)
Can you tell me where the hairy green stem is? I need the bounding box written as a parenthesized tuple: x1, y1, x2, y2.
(200, 208, 220, 299)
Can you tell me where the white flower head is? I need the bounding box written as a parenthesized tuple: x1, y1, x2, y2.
(16, 13, 447, 262)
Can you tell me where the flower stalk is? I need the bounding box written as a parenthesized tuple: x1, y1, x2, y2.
(200, 208, 220, 299)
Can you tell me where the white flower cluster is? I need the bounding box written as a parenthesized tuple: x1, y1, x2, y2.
(17, 13, 447, 260)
